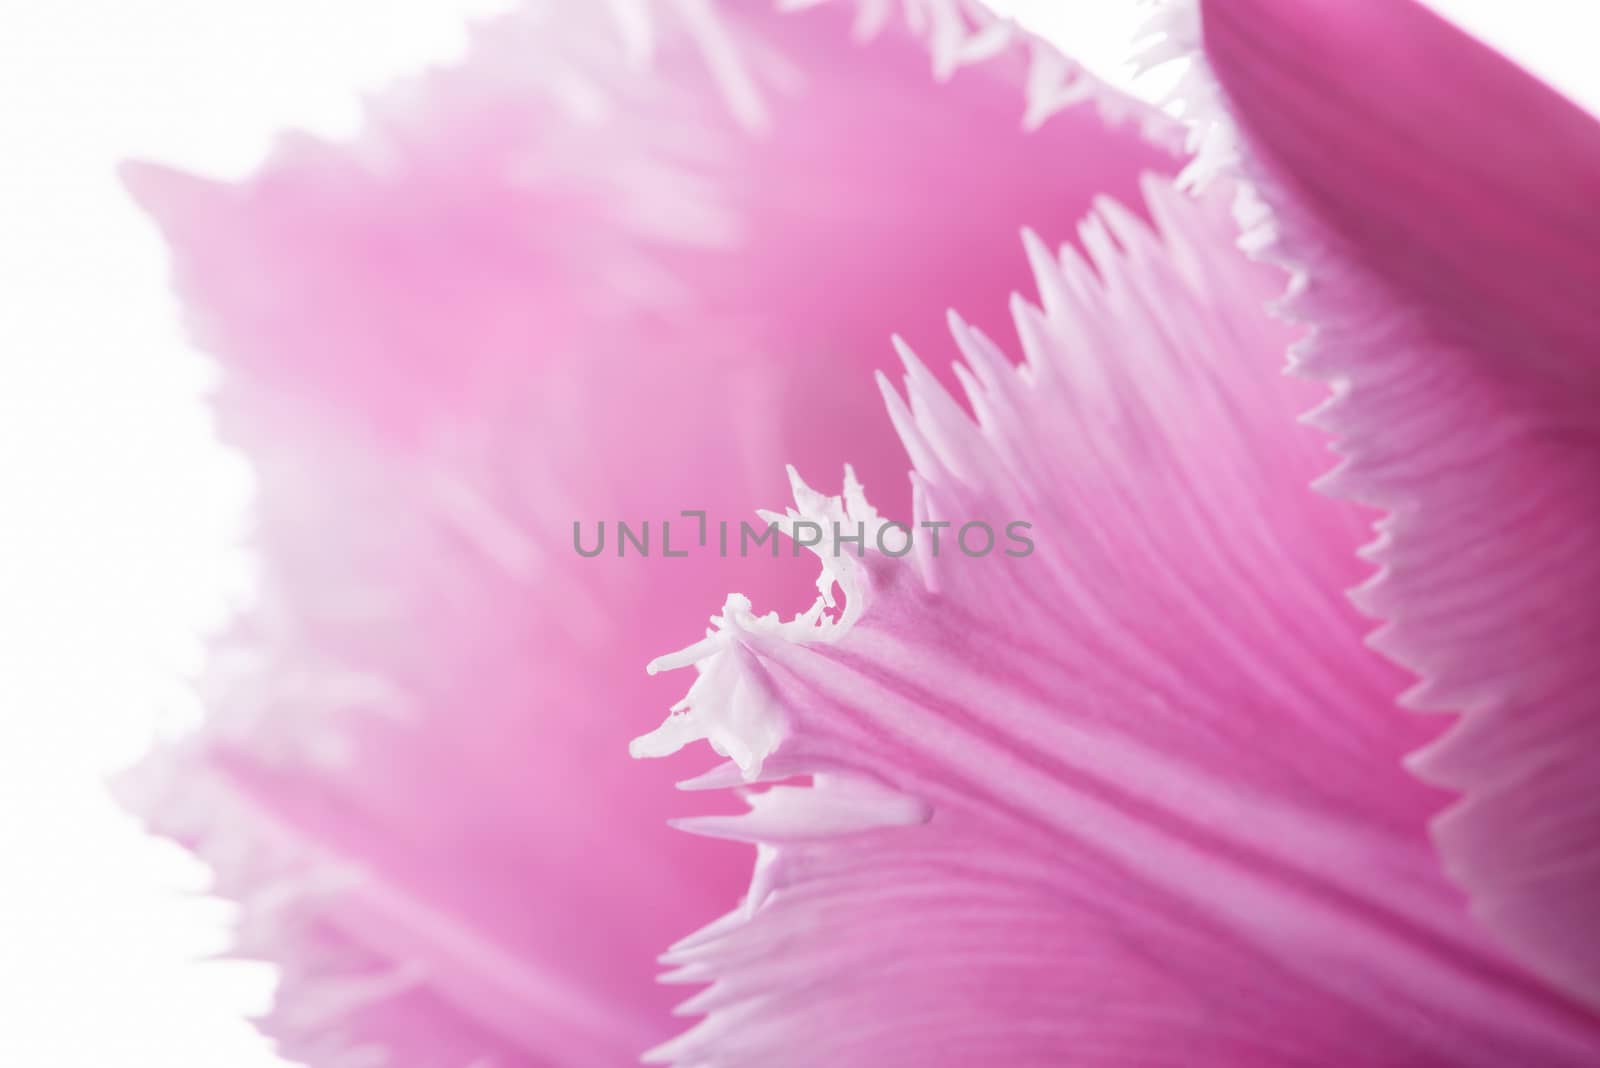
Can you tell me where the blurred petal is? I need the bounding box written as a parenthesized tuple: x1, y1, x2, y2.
(122, 1, 1176, 1063)
(1191, 0, 1600, 1006)
(637, 178, 1600, 1065)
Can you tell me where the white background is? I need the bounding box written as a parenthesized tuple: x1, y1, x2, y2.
(0, 2, 1588, 1065)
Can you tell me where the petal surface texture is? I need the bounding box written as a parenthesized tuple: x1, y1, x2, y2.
(121, 1, 1176, 1064)
(1195, 0, 1600, 1008)
(636, 177, 1600, 1065)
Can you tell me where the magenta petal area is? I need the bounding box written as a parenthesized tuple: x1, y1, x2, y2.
(119, 1, 1176, 1065)
(1197, 0, 1600, 1009)
(635, 178, 1600, 1066)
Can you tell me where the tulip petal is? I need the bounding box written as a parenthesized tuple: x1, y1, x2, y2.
(637, 177, 1600, 1065)
(123, 1, 1175, 1063)
(1186, 0, 1600, 1007)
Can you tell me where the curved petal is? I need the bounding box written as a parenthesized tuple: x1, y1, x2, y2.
(636, 177, 1600, 1065)
(1191, 0, 1600, 1007)
(122, 1, 1176, 1064)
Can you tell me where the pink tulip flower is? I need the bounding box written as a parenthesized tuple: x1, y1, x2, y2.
(127, 0, 1599, 1065)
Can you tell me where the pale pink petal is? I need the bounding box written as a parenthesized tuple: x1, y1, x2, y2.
(636, 177, 1600, 1064)
(1188, 0, 1600, 1007)
(123, 2, 1174, 1063)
